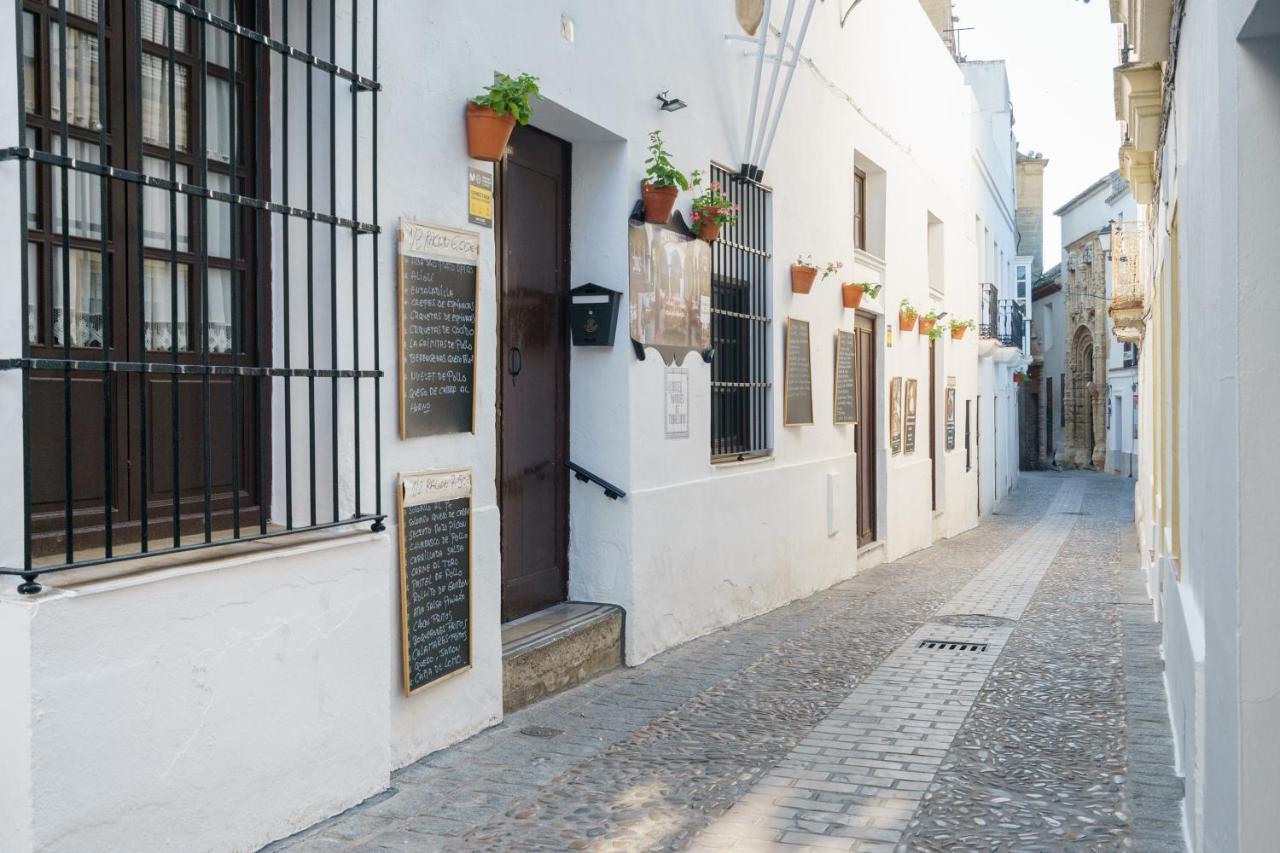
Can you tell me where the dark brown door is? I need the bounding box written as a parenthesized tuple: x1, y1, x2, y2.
(928, 339, 937, 511)
(854, 314, 877, 547)
(1045, 377, 1054, 460)
(497, 125, 571, 622)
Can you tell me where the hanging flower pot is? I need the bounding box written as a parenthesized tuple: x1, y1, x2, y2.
(642, 182, 680, 224)
(465, 103, 517, 161)
(791, 264, 818, 294)
(951, 326, 967, 340)
(918, 316, 938, 336)
(842, 284, 864, 309)
(1014, 371, 1027, 385)
(899, 309, 917, 332)
(696, 220, 722, 242)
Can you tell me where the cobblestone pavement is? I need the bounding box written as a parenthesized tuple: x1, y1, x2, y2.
(265, 472, 1184, 852)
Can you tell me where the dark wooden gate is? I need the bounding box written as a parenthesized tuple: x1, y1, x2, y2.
(497, 125, 571, 622)
(854, 314, 877, 547)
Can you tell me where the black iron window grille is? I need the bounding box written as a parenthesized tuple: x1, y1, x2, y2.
(4, 0, 383, 594)
(977, 284, 1025, 350)
(709, 163, 770, 461)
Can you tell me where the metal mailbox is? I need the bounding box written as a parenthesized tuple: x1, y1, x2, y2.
(568, 283, 622, 347)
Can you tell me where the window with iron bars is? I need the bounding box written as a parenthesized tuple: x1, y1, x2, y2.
(709, 163, 770, 461)
(4, 0, 383, 594)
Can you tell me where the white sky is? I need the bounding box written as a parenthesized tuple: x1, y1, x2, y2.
(951, 0, 1120, 267)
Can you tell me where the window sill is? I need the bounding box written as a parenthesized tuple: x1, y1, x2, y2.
(854, 248, 887, 273)
(711, 451, 775, 470)
(13, 524, 385, 600)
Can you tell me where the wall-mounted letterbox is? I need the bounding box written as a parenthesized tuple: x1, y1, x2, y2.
(568, 283, 622, 347)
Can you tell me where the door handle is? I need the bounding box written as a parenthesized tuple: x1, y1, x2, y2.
(508, 346, 522, 384)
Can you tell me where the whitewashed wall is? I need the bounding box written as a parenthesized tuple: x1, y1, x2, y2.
(0, 0, 1022, 848)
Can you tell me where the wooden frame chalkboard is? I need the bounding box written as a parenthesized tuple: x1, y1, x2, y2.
(890, 376, 903, 454)
(833, 330, 857, 425)
(398, 220, 481, 438)
(398, 469, 474, 696)
(905, 378, 919, 453)
(784, 317, 814, 426)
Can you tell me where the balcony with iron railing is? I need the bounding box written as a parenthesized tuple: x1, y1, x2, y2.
(979, 284, 1026, 351)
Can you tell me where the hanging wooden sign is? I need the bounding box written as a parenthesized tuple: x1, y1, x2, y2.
(784, 317, 814, 426)
(833, 329, 857, 425)
(399, 468, 473, 696)
(398, 219, 480, 438)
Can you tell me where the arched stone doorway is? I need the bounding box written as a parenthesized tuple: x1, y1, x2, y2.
(1068, 325, 1105, 469)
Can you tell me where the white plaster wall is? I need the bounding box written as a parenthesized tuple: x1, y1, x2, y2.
(0, 535, 391, 853)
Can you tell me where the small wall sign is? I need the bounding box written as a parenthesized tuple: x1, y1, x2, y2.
(664, 367, 689, 439)
(467, 167, 493, 228)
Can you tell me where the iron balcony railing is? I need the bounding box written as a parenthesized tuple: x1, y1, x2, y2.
(978, 285, 1025, 350)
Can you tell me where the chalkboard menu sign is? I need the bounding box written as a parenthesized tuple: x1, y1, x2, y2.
(399, 469, 473, 696)
(945, 381, 956, 450)
(784, 318, 814, 426)
(399, 220, 480, 438)
(833, 330, 857, 425)
(905, 378, 918, 453)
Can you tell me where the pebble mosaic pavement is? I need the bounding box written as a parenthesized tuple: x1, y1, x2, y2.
(264, 472, 1184, 852)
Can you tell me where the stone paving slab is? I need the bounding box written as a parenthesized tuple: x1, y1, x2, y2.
(263, 473, 1184, 852)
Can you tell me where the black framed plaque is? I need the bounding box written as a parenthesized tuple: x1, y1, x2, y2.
(834, 329, 857, 425)
(398, 220, 480, 438)
(398, 468, 473, 696)
(784, 317, 814, 426)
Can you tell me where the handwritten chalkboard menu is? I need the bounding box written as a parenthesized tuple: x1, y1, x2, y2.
(399, 220, 480, 438)
(904, 378, 918, 453)
(833, 330, 857, 425)
(399, 469, 473, 696)
(784, 318, 814, 426)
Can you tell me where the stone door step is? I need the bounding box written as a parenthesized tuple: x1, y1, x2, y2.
(501, 601, 624, 713)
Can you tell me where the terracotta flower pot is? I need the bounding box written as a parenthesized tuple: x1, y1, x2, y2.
(899, 310, 917, 332)
(951, 327, 967, 340)
(841, 284, 864, 309)
(791, 264, 818, 294)
(1014, 374, 1025, 385)
(918, 318, 937, 336)
(641, 182, 679, 224)
(697, 220, 722, 242)
(465, 102, 516, 162)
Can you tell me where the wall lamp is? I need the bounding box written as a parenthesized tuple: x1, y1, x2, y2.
(656, 90, 687, 112)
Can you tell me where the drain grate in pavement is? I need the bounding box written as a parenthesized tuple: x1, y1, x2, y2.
(918, 639, 989, 653)
(931, 613, 1015, 629)
(518, 725, 563, 738)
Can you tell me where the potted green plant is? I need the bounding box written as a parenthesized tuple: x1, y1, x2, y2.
(899, 298, 918, 332)
(949, 318, 974, 340)
(688, 170, 739, 242)
(927, 323, 946, 341)
(918, 310, 940, 336)
(841, 281, 881, 309)
(791, 256, 841, 294)
(1014, 370, 1029, 385)
(641, 130, 690, 224)
(466, 72, 540, 162)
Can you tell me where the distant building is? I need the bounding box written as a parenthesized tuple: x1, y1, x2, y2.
(1027, 264, 1063, 469)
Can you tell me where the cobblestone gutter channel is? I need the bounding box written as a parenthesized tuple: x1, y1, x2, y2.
(264, 474, 1183, 852)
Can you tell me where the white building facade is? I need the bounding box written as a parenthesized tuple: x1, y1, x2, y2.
(1113, 0, 1280, 848)
(0, 2, 1025, 850)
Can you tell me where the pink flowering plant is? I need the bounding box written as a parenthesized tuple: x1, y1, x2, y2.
(795, 255, 844, 280)
(688, 170, 740, 229)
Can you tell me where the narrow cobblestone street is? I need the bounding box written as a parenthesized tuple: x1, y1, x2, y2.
(266, 472, 1183, 852)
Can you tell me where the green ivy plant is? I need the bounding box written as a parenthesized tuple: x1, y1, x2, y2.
(847, 282, 882, 298)
(899, 298, 917, 315)
(927, 324, 946, 341)
(472, 72, 541, 124)
(921, 310, 940, 323)
(644, 130, 690, 190)
(949, 318, 975, 332)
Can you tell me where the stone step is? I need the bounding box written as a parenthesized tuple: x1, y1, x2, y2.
(501, 601, 624, 713)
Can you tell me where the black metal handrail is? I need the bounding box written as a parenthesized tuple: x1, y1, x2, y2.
(566, 462, 627, 500)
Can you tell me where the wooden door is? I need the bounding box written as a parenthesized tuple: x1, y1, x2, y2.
(1046, 377, 1054, 460)
(497, 125, 571, 622)
(854, 314, 877, 546)
(928, 339, 937, 511)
